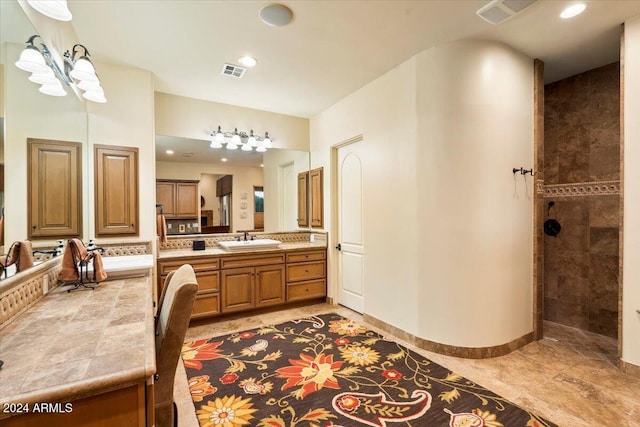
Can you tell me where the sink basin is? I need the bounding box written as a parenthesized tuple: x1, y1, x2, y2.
(218, 239, 282, 251)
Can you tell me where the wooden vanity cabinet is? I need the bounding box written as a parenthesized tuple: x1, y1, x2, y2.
(220, 253, 285, 313)
(28, 139, 82, 239)
(156, 180, 199, 218)
(157, 248, 325, 320)
(310, 167, 324, 228)
(157, 257, 220, 318)
(286, 249, 327, 302)
(95, 145, 139, 236)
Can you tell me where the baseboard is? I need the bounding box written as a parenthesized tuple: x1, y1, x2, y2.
(364, 313, 534, 359)
(621, 360, 640, 379)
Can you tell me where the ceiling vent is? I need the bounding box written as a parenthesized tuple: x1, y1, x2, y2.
(477, 0, 537, 25)
(221, 63, 246, 78)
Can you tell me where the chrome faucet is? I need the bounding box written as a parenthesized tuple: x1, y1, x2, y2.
(243, 231, 249, 241)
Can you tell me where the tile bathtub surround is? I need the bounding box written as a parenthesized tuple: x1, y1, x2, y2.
(173, 305, 640, 427)
(543, 62, 621, 340)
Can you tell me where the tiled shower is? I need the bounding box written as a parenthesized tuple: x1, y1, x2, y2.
(542, 62, 621, 339)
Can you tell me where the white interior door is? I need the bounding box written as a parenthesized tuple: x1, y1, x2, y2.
(337, 140, 365, 313)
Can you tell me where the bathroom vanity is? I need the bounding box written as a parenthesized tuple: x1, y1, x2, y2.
(0, 275, 155, 427)
(157, 233, 327, 319)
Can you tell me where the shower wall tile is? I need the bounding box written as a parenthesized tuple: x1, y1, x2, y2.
(543, 62, 620, 339)
(590, 145, 620, 181)
(588, 308, 617, 338)
(589, 227, 619, 256)
(588, 255, 619, 311)
(589, 196, 619, 227)
(557, 276, 589, 305)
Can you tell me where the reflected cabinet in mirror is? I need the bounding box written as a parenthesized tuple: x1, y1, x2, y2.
(155, 135, 310, 234)
(28, 139, 82, 239)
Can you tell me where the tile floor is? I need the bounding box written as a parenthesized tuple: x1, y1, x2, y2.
(174, 303, 640, 427)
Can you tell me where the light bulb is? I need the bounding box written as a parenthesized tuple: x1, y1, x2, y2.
(263, 132, 272, 148)
(83, 89, 107, 103)
(39, 82, 66, 96)
(27, 0, 73, 21)
(210, 139, 222, 148)
(15, 46, 48, 73)
(241, 142, 253, 151)
(29, 68, 58, 85)
(69, 57, 98, 82)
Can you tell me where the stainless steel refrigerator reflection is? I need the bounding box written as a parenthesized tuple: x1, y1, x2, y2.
(220, 194, 230, 227)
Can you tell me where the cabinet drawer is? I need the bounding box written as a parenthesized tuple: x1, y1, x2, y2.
(192, 293, 220, 318)
(286, 250, 326, 263)
(197, 271, 220, 293)
(287, 280, 326, 302)
(159, 257, 219, 275)
(221, 253, 285, 269)
(286, 261, 326, 282)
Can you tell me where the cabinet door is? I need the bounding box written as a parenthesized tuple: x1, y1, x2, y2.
(95, 145, 139, 236)
(297, 172, 309, 227)
(156, 182, 176, 217)
(256, 264, 285, 307)
(221, 267, 254, 313)
(28, 139, 82, 238)
(310, 167, 323, 228)
(176, 182, 198, 218)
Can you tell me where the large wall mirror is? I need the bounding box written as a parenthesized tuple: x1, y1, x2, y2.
(1, 1, 88, 280)
(155, 135, 309, 235)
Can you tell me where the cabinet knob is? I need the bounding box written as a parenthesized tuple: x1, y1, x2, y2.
(305, 270, 309, 273)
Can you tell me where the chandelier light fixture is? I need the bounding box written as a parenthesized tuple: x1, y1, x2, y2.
(15, 35, 106, 103)
(210, 126, 273, 152)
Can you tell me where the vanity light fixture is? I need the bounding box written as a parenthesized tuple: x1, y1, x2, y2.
(560, 3, 586, 19)
(15, 35, 106, 103)
(27, 0, 73, 22)
(209, 126, 274, 152)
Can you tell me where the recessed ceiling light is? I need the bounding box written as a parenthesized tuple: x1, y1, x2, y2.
(221, 158, 228, 162)
(260, 164, 264, 168)
(238, 56, 257, 67)
(259, 3, 293, 27)
(166, 150, 174, 155)
(560, 3, 586, 19)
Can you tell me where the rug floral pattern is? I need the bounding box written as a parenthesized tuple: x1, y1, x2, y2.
(182, 313, 556, 427)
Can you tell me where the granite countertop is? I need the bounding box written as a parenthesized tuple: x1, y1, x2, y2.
(157, 241, 328, 260)
(0, 276, 156, 412)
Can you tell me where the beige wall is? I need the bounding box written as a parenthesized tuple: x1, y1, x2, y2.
(311, 40, 534, 348)
(263, 149, 309, 232)
(4, 42, 87, 247)
(311, 57, 420, 335)
(623, 16, 640, 367)
(86, 61, 156, 244)
(156, 161, 263, 232)
(155, 92, 310, 151)
(415, 41, 534, 347)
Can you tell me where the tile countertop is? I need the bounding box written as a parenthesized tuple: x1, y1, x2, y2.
(157, 241, 328, 260)
(0, 276, 156, 412)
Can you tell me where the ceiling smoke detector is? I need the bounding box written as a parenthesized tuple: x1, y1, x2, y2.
(259, 3, 294, 27)
(477, 0, 537, 25)
(221, 63, 246, 78)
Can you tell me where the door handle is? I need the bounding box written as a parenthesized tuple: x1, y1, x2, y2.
(335, 243, 341, 251)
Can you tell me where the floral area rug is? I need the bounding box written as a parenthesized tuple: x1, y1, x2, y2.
(181, 313, 556, 427)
